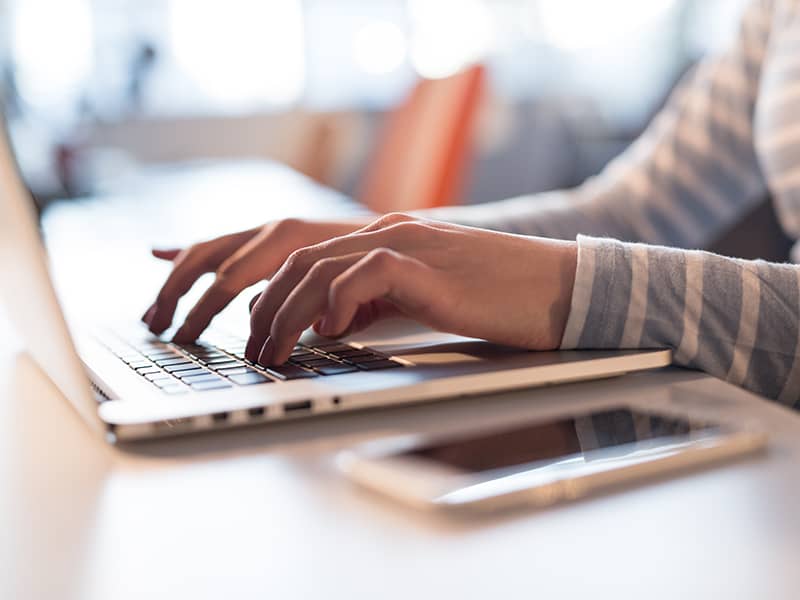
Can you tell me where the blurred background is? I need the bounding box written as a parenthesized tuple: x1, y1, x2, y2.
(0, 0, 752, 213)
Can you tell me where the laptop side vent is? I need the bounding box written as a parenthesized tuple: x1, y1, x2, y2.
(90, 381, 112, 403)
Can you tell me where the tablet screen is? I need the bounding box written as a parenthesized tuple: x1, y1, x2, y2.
(407, 407, 719, 474)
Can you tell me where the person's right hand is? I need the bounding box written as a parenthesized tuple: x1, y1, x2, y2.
(141, 218, 371, 342)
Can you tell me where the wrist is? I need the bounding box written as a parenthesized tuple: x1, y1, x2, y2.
(549, 240, 578, 348)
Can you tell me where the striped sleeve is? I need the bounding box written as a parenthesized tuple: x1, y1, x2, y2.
(420, 0, 773, 250)
(562, 235, 800, 404)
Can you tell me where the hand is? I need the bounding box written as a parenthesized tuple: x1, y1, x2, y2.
(142, 217, 372, 342)
(246, 213, 578, 366)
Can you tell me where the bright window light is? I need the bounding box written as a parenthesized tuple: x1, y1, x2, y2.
(408, 0, 494, 79)
(539, 0, 676, 52)
(169, 0, 305, 110)
(11, 0, 94, 111)
(352, 20, 408, 76)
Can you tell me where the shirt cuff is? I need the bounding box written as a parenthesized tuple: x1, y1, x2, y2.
(560, 235, 639, 349)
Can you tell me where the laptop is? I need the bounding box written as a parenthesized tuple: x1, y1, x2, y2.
(0, 116, 672, 442)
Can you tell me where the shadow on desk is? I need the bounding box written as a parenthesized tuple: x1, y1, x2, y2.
(6, 353, 111, 599)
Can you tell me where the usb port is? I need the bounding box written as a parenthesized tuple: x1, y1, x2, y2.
(283, 399, 313, 414)
(212, 411, 229, 423)
(248, 406, 265, 418)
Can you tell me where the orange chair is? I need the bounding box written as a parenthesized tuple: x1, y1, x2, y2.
(358, 64, 487, 213)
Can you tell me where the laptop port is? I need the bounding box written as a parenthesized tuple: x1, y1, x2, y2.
(212, 411, 229, 423)
(248, 406, 265, 419)
(283, 399, 313, 414)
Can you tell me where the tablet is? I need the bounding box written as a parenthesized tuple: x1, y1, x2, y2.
(336, 404, 767, 513)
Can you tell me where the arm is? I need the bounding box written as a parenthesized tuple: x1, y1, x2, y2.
(420, 0, 773, 249)
(242, 213, 800, 404)
(562, 236, 800, 404)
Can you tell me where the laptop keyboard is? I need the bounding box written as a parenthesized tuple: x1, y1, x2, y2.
(101, 331, 404, 395)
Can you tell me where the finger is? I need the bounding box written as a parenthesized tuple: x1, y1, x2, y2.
(152, 248, 182, 261)
(141, 303, 156, 324)
(249, 293, 261, 313)
(259, 253, 365, 365)
(322, 248, 440, 338)
(172, 226, 310, 342)
(245, 223, 427, 361)
(147, 250, 210, 335)
(147, 229, 258, 334)
(172, 278, 239, 343)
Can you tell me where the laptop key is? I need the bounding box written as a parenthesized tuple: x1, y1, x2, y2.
(229, 372, 272, 386)
(192, 351, 228, 361)
(182, 374, 224, 385)
(145, 372, 173, 382)
(127, 360, 153, 370)
(356, 359, 402, 371)
(153, 378, 181, 388)
(217, 367, 251, 376)
(136, 366, 162, 375)
(205, 359, 242, 369)
(265, 364, 318, 380)
(156, 357, 194, 367)
(164, 363, 204, 374)
(292, 357, 341, 368)
(313, 364, 359, 376)
(119, 353, 144, 362)
(176, 368, 214, 379)
(160, 384, 190, 395)
(190, 380, 233, 391)
(328, 348, 374, 358)
(345, 354, 391, 365)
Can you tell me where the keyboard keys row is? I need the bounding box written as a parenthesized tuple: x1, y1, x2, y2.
(106, 331, 405, 395)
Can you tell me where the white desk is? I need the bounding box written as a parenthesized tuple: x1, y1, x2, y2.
(2, 162, 800, 600)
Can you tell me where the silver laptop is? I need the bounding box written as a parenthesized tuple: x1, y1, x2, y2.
(0, 117, 671, 442)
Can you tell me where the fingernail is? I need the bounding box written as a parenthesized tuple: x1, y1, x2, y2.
(245, 336, 259, 362)
(258, 337, 275, 366)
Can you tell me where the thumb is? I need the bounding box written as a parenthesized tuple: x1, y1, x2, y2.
(151, 248, 182, 261)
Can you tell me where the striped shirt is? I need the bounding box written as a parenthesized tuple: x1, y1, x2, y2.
(422, 0, 800, 404)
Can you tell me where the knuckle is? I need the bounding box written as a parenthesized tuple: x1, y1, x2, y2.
(271, 217, 303, 236)
(285, 246, 313, 271)
(211, 273, 238, 296)
(379, 212, 414, 226)
(387, 220, 424, 238)
(214, 262, 239, 287)
(367, 247, 398, 269)
(282, 252, 301, 273)
(328, 277, 347, 305)
(306, 257, 334, 280)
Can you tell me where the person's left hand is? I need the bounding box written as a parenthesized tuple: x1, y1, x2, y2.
(246, 213, 578, 366)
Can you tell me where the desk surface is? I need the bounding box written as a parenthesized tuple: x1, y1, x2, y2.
(2, 162, 800, 600)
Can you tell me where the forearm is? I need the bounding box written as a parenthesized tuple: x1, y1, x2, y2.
(561, 236, 800, 403)
(417, 187, 641, 241)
